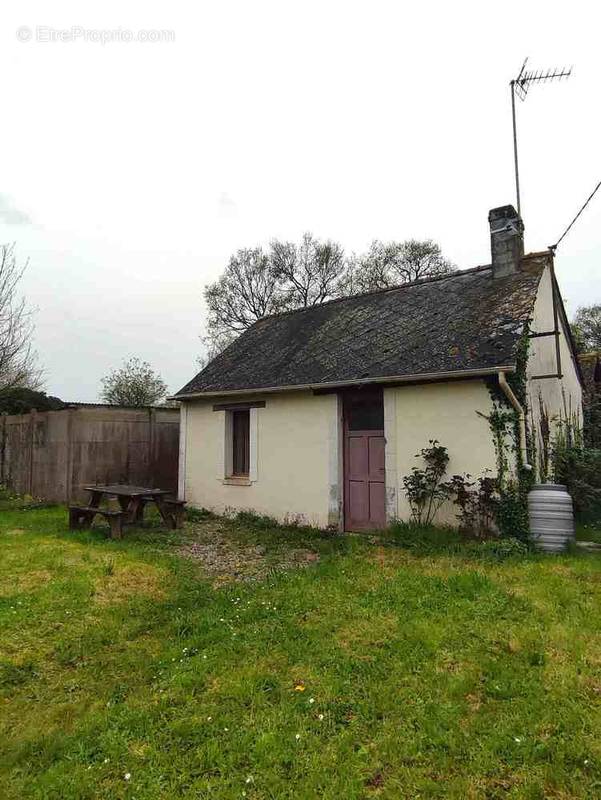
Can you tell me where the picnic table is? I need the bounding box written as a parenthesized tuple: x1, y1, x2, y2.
(69, 484, 185, 539)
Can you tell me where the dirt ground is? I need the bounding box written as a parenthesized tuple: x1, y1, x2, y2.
(176, 518, 320, 585)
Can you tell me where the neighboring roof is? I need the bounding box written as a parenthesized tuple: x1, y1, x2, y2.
(64, 402, 179, 410)
(176, 256, 548, 397)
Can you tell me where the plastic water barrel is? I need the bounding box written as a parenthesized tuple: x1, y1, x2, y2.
(528, 484, 575, 553)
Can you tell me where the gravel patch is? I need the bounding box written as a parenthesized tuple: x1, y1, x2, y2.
(177, 520, 320, 585)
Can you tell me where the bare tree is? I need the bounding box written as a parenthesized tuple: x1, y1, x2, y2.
(270, 233, 347, 307)
(201, 235, 454, 361)
(0, 243, 42, 392)
(202, 236, 348, 360)
(100, 357, 168, 406)
(346, 239, 455, 293)
(204, 247, 283, 343)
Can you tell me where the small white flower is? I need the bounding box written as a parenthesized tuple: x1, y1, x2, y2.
(246, 776, 253, 784)
(318, 714, 324, 721)
(224, 727, 229, 732)
(295, 734, 301, 741)
(124, 772, 131, 781)
(514, 737, 522, 743)
(104, 758, 109, 763)
(309, 698, 315, 704)
(207, 716, 212, 721)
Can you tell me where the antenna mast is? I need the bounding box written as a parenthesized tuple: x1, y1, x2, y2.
(510, 58, 572, 217)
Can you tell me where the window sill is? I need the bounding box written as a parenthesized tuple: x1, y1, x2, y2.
(222, 476, 252, 486)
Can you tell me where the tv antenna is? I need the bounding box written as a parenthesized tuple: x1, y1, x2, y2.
(510, 58, 572, 216)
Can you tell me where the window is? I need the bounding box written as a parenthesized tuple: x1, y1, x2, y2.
(231, 409, 250, 476)
(214, 401, 262, 484)
(344, 389, 384, 431)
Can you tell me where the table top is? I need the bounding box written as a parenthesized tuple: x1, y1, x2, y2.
(83, 484, 171, 497)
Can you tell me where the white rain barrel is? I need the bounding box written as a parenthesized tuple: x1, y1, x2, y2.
(528, 484, 575, 553)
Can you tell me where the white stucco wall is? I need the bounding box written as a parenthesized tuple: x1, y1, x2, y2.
(182, 391, 339, 528)
(527, 263, 583, 474)
(384, 380, 498, 526)
(181, 380, 512, 530)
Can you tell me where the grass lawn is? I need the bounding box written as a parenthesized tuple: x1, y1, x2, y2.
(2, 506, 601, 799)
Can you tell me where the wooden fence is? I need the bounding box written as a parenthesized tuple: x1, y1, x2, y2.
(0, 405, 180, 502)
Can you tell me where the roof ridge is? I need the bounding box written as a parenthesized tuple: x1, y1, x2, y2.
(177, 255, 545, 397)
(255, 263, 493, 324)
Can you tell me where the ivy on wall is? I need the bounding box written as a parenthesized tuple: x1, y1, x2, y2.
(482, 327, 534, 541)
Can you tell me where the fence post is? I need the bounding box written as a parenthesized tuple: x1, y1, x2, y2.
(148, 407, 156, 487)
(28, 409, 36, 496)
(65, 408, 74, 502)
(0, 415, 5, 485)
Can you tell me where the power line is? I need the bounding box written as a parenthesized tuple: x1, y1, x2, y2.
(550, 179, 601, 252)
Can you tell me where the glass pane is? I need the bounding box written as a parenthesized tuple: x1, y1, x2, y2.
(345, 392, 384, 431)
(232, 410, 250, 475)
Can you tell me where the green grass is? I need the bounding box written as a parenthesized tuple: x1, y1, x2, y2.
(2, 507, 601, 799)
(576, 516, 601, 544)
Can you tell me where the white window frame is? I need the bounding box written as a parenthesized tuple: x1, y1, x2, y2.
(219, 406, 259, 486)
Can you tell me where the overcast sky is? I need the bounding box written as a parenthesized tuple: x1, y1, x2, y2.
(2, 1, 600, 401)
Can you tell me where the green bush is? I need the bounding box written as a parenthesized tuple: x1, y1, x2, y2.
(495, 481, 530, 542)
(552, 416, 601, 517)
(553, 444, 601, 516)
(0, 387, 65, 414)
(402, 440, 450, 525)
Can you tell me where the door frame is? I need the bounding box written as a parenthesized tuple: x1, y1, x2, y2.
(341, 388, 386, 531)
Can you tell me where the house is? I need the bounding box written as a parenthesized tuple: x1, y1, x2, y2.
(173, 206, 582, 530)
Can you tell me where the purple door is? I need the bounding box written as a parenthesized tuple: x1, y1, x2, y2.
(343, 390, 386, 531)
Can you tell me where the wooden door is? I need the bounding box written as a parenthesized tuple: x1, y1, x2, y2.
(343, 389, 386, 531)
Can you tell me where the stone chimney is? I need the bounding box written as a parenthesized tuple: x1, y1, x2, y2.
(489, 205, 524, 277)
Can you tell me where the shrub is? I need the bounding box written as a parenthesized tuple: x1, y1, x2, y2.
(552, 418, 601, 517)
(0, 387, 65, 414)
(444, 473, 498, 538)
(402, 440, 450, 525)
(495, 481, 530, 542)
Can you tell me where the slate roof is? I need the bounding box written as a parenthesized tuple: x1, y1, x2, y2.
(175, 256, 547, 397)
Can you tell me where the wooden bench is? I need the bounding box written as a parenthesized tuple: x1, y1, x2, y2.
(68, 505, 126, 539)
(139, 496, 187, 529)
(162, 498, 187, 528)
